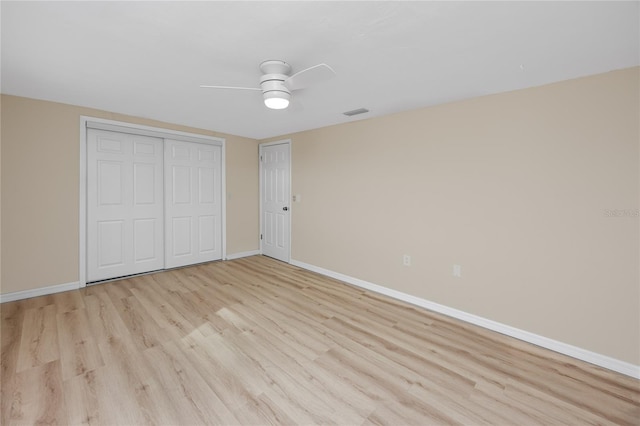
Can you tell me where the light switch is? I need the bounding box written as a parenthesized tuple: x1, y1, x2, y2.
(453, 264, 462, 277)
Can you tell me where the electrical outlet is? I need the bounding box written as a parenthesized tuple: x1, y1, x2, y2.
(403, 255, 411, 266)
(453, 264, 462, 277)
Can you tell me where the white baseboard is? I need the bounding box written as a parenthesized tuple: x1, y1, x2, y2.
(290, 259, 640, 380)
(0, 281, 80, 303)
(226, 250, 261, 261)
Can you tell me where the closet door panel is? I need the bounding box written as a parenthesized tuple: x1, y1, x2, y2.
(87, 129, 164, 282)
(165, 140, 222, 268)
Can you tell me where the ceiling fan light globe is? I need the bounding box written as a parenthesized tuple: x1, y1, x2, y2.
(264, 91, 290, 109)
(265, 98, 289, 109)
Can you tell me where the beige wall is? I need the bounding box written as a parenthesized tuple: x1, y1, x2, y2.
(225, 130, 260, 255)
(265, 68, 640, 365)
(0, 95, 259, 294)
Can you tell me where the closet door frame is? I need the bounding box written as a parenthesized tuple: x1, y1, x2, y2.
(79, 116, 226, 287)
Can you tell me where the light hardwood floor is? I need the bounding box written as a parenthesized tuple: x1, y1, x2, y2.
(1, 255, 639, 425)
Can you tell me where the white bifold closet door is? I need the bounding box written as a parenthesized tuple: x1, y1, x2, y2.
(87, 130, 222, 283)
(164, 139, 222, 268)
(87, 129, 164, 282)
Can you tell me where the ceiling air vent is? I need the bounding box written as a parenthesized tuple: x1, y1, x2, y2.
(343, 108, 369, 117)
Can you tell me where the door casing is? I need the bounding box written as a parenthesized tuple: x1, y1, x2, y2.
(79, 116, 226, 287)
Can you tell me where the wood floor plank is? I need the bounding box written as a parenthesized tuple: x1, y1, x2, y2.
(102, 277, 135, 301)
(56, 309, 104, 381)
(109, 294, 165, 351)
(83, 291, 136, 351)
(62, 369, 102, 425)
(16, 305, 59, 372)
(17, 295, 55, 311)
(7, 361, 66, 425)
(51, 290, 85, 314)
(1, 255, 638, 425)
(231, 392, 296, 425)
(89, 360, 155, 425)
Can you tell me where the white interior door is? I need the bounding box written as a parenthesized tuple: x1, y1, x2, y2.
(165, 139, 222, 268)
(260, 142, 290, 262)
(87, 129, 164, 282)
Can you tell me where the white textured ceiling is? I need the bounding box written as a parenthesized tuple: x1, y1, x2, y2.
(2, 1, 639, 140)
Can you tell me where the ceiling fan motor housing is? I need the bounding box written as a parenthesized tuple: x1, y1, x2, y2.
(259, 60, 291, 96)
(260, 60, 291, 75)
(260, 74, 291, 96)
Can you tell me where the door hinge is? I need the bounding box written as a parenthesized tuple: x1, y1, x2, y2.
(260, 234, 263, 240)
(260, 155, 263, 162)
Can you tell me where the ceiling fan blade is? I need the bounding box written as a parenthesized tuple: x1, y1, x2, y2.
(284, 63, 335, 91)
(200, 85, 261, 91)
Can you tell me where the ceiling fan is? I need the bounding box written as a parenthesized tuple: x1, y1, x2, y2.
(201, 60, 336, 110)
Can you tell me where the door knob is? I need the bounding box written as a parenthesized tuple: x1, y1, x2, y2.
(283, 206, 288, 211)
